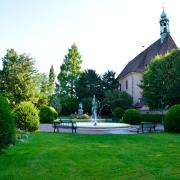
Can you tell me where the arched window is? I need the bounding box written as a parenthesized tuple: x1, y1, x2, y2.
(126, 80, 128, 90)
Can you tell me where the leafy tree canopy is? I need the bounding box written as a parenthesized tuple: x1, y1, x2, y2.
(76, 69, 104, 101)
(102, 70, 119, 91)
(140, 49, 180, 109)
(0, 49, 38, 106)
(103, 90, 133, 110)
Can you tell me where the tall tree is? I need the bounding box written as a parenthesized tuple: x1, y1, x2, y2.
(57, 43, 82, 98)
(0, 49, 38, 106)
(76, 69, 104, 101)
(48, 65, 56, 96)
(102, 70, 119, 91)
(36, 73, 49, 107)
(140, 49, 180, 109)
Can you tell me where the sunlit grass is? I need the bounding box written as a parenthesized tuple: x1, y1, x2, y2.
(0, 132, 180, 180)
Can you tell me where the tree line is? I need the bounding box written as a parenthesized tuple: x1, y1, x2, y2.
(0, 44, 133, 116)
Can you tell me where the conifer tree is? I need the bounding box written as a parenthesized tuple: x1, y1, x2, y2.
(57, 43, 82, 98)
(48, 65, 56, 96)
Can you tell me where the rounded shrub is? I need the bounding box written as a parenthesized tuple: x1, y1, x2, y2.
(0, 96, 16, 150)
(123, 109, 141, 125)
(39, 105, 58, 123)
(164, 104, 180, 133)
(112, 107, 124, 119)
(15, 101, 39, 132)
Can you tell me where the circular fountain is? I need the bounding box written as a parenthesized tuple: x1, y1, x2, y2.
(76, 122, 130, 130)
(75, 95, 131, 131)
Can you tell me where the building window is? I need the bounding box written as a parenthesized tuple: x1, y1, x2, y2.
(119, 83, 121, 91)
(126, 80, 128, 90)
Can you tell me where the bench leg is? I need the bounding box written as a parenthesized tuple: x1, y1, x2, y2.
(137, 128, 139, 133)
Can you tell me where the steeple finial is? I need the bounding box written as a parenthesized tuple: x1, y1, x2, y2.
(160, 8, 169, 43)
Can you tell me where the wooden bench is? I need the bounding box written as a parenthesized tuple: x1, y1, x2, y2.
(137, 122, 157, 133)
(53, 119, 77, 133)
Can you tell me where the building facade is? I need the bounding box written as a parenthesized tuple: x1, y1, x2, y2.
(117, 9, 177, 107)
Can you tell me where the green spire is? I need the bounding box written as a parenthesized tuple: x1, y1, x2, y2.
(160, 8, 170, 44)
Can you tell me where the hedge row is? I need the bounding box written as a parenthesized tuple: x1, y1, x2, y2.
(122, 109, 164, 125)
(141, 114, 163, 123)
(0, 96, 16, 150)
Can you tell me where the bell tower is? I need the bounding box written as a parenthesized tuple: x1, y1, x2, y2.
(160, 8, 170, 44)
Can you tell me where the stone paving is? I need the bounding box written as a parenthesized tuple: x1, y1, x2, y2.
(40, 123, 164, 134)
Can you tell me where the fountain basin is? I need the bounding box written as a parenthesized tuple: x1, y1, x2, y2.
(76, 122, 131, 130)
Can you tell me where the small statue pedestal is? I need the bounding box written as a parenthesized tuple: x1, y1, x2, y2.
(78, 109, 83, 115)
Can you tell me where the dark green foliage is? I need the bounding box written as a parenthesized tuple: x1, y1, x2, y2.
(102, 70, 119, 91)
(164, 104, 180, 133)
(48, 65, 56, 97)
(0, 96, 15, 150)
(0, 49, 38, 107)
(141, 49, 180, 108)
(51, 83, 61, 114)
(81, 97, 92, 114)
(76, 69, 104, 101)
(123, 109, 141, 125)
(103, 90, 133, 110)
(58, 43, 82, 98)
(100, 104, 112, 118)
(60, 96, 78, 115)
(39, 105, 58, 123)
(112, 107, 124, 119)
(15, 101, 39, 132)
(141, 114, 163, 123)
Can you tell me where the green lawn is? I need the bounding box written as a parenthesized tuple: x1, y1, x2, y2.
(0, 133, 180, 180)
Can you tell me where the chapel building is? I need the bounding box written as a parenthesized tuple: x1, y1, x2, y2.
(117, 9, 177, 107)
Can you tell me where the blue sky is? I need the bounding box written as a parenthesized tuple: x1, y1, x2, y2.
(0, 0, 180, 76)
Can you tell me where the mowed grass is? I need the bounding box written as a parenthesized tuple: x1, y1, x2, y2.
(0, 133, 180, 180)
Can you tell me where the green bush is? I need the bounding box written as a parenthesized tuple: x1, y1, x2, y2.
(103, 90, 133, 110)
(60, 96, 78, 115)
(100, 104, 112, 118)
(0, 96, 16, 150)
(164, 104, 180, 133)
(39, 105, 58, 123)
(141, 114, 163, 123)
(123, 109, 141, 125)
(71, 113, 90, 120)
(112, 107, 124, 119)
(15, 101, 39, 132)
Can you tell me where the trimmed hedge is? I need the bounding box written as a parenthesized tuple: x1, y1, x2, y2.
(0, 96, 16, 150)
(39, 105, 58, 123)
(15, 101, 39, 132)
(164, 104, 180, 133)
(123, 109, 141, 125)
(141, 114, 163, 123)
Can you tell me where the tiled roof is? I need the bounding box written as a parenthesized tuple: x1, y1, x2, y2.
(117, 34, 177, 79)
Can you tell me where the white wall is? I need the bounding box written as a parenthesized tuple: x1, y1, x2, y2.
(118, 72, 142, 105)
